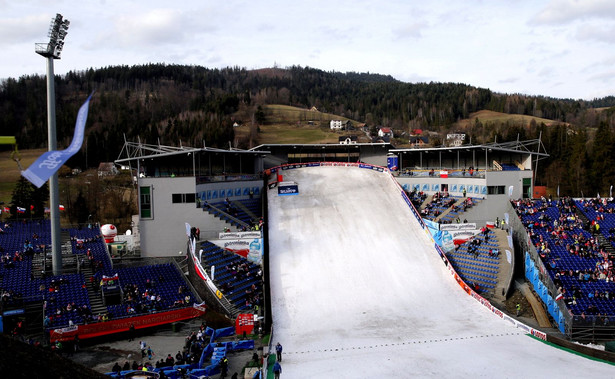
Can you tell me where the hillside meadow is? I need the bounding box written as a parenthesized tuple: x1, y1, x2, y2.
(455, 110, 559, 128)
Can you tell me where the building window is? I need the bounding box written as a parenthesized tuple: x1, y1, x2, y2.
(171, 193, 197, 203)
(487, 185, 505, 195)
(140, 186, 152, 218)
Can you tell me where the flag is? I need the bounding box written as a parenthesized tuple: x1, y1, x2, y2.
(59, 205, 65, 211)
(30, 205, 34, 211)
(2, 206, 9, 213)
(17, 207, 26, 214)
(44, 207, 51, 214)
(21, 92, 94, 188)
(555, 293, 563, 302)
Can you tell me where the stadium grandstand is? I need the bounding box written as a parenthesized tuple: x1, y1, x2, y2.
(511, 196, 615, 341)
(0, 220, 205, 342)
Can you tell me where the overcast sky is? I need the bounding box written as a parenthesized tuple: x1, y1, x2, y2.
(1, 0, 615, 100)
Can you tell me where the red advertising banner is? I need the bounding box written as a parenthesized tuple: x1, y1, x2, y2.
(235, 313, 255, 335)
(49, 303, 207, 343)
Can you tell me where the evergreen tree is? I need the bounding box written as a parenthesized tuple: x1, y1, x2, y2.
(589, 122, 615, 195)
(10, 176, 34, 217)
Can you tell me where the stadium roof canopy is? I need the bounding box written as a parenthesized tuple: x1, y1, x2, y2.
(114, 140, 270, 177)
(389, 139, 548, 158)
(250, 142, 393, 151)
(115, 140, 269, 164)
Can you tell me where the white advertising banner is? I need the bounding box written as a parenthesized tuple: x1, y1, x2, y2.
(211, 237, 263, 265)
(218, 231, 262, 239)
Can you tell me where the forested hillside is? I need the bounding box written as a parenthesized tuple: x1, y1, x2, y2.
(0, 64, 614, 196)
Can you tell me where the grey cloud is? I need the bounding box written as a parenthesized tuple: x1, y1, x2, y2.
(0, 14, 53, 46)
(392, 22, 427, 40)
(532, 0, 615, 25)
(575, 24, 615, 44)
(587, 69, 615, 83)
(97, 8, 218, 50)
(256, 23, 274, 32)
(320, 26, 354, 43)
(397, 72, 433, 84)
(309, 49, 321, 59)
(537, 66, 555, 77)
(498, 77, 519, 84)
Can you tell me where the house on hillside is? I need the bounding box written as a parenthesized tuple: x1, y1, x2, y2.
(330, 120, 353, 130)
(330, 120, 343, 130)
(409, 136, 429, 146)
(339, 136, 358, 145)
(378, 127, 394, 139)
(98, 162, 118, 178)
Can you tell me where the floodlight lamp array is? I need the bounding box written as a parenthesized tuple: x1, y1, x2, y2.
(36, 13, 70, 59)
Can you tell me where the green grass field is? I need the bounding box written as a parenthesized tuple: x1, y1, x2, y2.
(257, 123, 342, 144)
(263, 104, 354, 124)
(247, 104, 362, 145)
(455, 110, 559, 128)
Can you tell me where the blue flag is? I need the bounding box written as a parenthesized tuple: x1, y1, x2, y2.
(22, 93, 93, 188)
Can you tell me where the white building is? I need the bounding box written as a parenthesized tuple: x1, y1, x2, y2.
(330, 120, 344, 130)
(378, 127, 393, 138)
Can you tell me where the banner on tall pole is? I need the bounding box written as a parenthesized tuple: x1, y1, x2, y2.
(21, 93, 93, 188)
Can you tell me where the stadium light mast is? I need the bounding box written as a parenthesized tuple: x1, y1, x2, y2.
(35, 13, 70, 276)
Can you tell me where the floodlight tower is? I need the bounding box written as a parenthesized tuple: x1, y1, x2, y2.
(35, 14, 70, 276)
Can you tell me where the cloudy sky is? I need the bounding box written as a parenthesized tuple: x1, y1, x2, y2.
(1, 0, 615, 100)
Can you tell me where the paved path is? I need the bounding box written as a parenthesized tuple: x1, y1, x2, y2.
(67, 317, 258, 376)
(517, 281, 552, 328)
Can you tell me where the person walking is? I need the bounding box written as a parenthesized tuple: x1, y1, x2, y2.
(516, 303, 521, 317)
(73, 335, 80, 353)
(220, 356, 229, 378)
(275, 342, 283, 362)
(272, 361, 282, 379)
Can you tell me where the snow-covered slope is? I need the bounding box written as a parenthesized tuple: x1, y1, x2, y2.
(268, 166, 613, 378)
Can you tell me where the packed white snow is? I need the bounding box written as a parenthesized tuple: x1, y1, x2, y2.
(268, 166, 614, 378)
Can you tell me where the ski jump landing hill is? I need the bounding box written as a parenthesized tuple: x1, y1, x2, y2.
(267, 162, 614, 378)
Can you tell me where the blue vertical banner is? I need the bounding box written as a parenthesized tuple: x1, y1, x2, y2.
(22, 93, 94, 188)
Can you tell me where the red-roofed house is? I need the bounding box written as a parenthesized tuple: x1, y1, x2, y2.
(378, 127, 393, 139)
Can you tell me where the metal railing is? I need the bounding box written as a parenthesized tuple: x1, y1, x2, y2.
(203, 203, 251, 230)
(396, 168, 486, 178)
